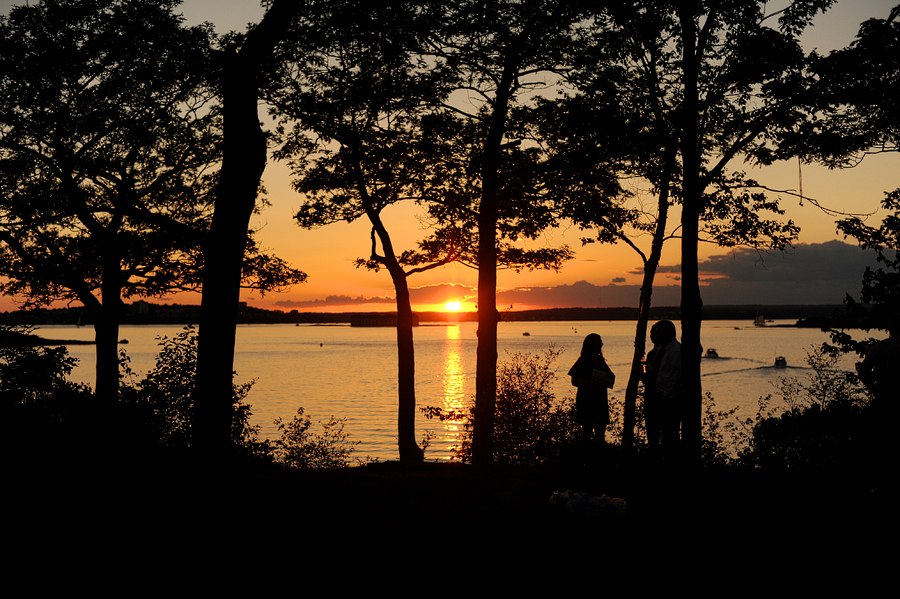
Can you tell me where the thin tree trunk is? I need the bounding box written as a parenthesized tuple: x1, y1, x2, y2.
(621, 149, 674, 453)
(392, 274, 424, 462)
(471, 53, 517, 466)
(679, 5, 703, 467)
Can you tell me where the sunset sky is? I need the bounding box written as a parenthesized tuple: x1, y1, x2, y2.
(1, 0, 897, 314)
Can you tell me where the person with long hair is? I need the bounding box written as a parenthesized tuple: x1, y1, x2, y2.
(568, 333, 615, 461)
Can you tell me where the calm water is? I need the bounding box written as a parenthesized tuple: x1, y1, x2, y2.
(37, 320, 866, 461)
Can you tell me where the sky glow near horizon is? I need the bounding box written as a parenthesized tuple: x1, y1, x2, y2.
(1, 0, 898, 314)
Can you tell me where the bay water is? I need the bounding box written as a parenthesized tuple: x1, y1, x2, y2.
(35, 319, 866, 461)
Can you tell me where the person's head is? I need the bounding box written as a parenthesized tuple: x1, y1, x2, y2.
(651, 320, 677, 345)
(581, 333, 603, 357)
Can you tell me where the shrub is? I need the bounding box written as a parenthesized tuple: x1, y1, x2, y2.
(1, 325, 95, 448)
(737, 344, 871, 469)
(270, 408, 361, 469)
(422, 346, 579, 466)
(119, 326, 267, 457)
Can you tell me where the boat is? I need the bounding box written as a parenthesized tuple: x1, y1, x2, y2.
(704, 348, 720, 359)
(522, 332, 530, 336)
(754, 315, 766, 327)
(774, 356, 787, 368)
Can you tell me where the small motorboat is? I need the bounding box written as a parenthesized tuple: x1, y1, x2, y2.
(522, 332, 530, 336)
(774, 356, 787, 368)
(704, 348, 720, 359)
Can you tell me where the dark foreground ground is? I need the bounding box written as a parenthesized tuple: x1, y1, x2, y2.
(9, 452, 890, 568)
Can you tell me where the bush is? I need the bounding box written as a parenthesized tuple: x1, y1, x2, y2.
(119, 326, 267, 457)
(737, 344, 872, 469)
(270, 408, 361, 469)
(422, 346, 579, 466)
(1, 325, 96, 449)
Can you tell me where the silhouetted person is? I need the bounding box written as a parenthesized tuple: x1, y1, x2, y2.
(569, 333, 615, 463)
(649, 320, 682, 464)
(642, 323, 665, 460)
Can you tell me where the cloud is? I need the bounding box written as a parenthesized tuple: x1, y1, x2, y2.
(273, 284, 475, 310)
(276, 240, 884, 310)
(274, 294, 394, 309)
(694, 240, 883, 304)
(408, 284, 475, 304)
(496, 280, 682, 308)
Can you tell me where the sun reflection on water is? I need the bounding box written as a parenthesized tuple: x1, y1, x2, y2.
(435, 324, 469, 460)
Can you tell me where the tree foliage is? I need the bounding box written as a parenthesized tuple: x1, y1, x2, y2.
(780, 5, 900, 167)
(0, 0, 221, 401)
(826, 189, 900, 356)
(0, 0, 219, 305)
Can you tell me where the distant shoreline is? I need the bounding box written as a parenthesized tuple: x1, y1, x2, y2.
(1, 302, 851, 327)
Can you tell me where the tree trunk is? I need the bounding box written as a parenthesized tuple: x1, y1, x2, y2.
(621, 149, 673, 454)
(471, 53, 517, 466)
(392, 274, 424, 462)
(193, 0, 296, 460)
(88, 242, 124, 404)
(92, 303, 121, 404)
(193, 43, 265, 459)
(678, 5, 703, 468)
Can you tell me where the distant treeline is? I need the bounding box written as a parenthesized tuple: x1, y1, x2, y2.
(1, 301, 852, 326)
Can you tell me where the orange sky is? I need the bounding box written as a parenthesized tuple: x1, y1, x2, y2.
(1, 0, 897, 314)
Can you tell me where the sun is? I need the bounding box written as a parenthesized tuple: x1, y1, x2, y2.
(445, 300, 461, 311)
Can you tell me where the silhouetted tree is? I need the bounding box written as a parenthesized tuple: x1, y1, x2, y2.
(421, 0, 608, 465)
(271, 1, 579, 461)
(270, 0, 449, 462)
(192, 0, 306, 460)
(0, 0, 218, 401)
(566, 0, 833, 462)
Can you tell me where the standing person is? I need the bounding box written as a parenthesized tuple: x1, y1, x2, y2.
(641, 323, 664, 460)
(650, 320, 682, 463)
(569, 333, 615, 462)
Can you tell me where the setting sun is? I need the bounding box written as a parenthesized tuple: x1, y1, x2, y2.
(445, 301, 461, 311)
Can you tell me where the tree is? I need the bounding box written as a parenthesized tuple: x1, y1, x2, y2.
(567, 1, 832, 464)
(0, 0, 219, 402)
(270, 0, 451, 461)
(192, 0, 306, 459)
(271, 1, 577, 461)
(560, 4, 801, 454)
(421, 0, 620, 465)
